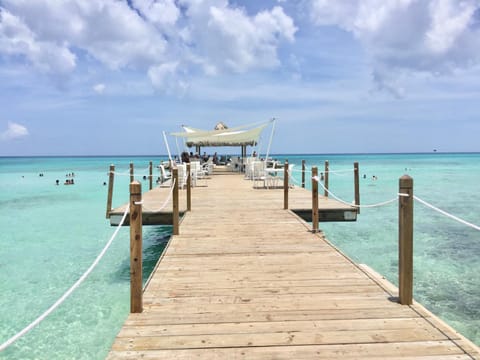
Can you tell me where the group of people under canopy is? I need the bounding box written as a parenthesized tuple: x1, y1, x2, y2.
(164, 119, 276, 166)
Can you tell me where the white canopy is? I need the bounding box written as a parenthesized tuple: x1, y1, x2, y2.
(171, 121, 270, 147)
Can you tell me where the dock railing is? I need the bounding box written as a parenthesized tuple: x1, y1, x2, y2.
(304, 162, 415, 305)
(287, 160, 360, 218)
(106, 161, 155, 219)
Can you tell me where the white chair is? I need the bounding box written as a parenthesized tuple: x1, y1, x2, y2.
(202, 157, 214, 175)
(266, 164, 295, 189)
(245, 157, 256, 180)
(190, 161, 207, 187)
(175, 163, 187, 189)
(253, 161, 268, 188)
(229, 157, 242, 172)
(158, 164, 171, 184)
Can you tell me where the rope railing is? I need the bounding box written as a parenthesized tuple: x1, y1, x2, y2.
(290, 167, 352, 175)
(109, 168, 130, 176)
(0, 206, 130, 352)
(327, 169, 351, 177)
(309, 174, 480, 230)
(312, 176, 398, 208)
(109, 170, 155, 178)
(414, 195, 480, 232)
(142, 178, 176, 213)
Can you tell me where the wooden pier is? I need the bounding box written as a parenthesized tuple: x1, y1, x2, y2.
(106, 171, 480, 359)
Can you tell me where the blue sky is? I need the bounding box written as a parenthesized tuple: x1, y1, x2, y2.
(1, 0, 480, 156)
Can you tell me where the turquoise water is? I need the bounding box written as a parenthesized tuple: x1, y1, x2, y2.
(0, 153, 479, 359)
(0, 157, 171, 359)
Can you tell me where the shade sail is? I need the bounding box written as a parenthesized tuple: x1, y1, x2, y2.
(171, 122, 269, 147)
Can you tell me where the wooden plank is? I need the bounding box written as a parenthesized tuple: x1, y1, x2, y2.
(116, 318, 438, 337)
(108, 342, 469, 360)
(111, 327, 447, 351)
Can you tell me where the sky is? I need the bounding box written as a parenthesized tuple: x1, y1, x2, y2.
(1, 0, 480, 156)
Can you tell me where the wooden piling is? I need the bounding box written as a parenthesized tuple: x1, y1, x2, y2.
(130, 163, 134, 183)
(283, 160, 289, 210)
(149, 161, 153, 190)
(129, 181, 143, 313)
(399, 175, 414, 305)
(106, 164, 115, 219)
(186, 163, 191, 211)
(301, 160, 306, 188)
(354, 162, 360, 214)
(172, 167, 179, 235)
(312, 166, 319, 233)
(324, 160, 329, 197)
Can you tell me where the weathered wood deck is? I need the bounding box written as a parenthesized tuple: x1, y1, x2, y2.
(108, 169, 357, 226)
(107, 172, 480, 359)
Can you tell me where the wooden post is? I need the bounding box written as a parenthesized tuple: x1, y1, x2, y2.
(129, 181, 143, 313)
(312, 166, 319, 233)
(354, 162, 360, 214)
(301, 160, 306, 188)
(186, 163, 192, 211)
(172, 167, 179, 235)
(283, 160, 289, 210)
(399, 175, 414, 305)
(324, 160, 329, 197)
(149, 161, 153, 190)
(130, 162, 134, 183)
(106, 164, 115, 219)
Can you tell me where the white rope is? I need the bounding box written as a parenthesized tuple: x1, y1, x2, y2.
(110, 171, 156, 179)
(414, 195, 480, 232)
(133, 173, 154, 179)
(312, 176, 398, 208)
(290, 167, 352, 174)
(0, 206, 130, 352)
(327, 168, 353, 176)
(109, 168, 130, 176)
(329, 168, 354, 173)
(142, 178, 176, 212)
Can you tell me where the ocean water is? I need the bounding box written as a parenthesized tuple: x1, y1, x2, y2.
(0, 156, 171, 360)
(0, 153, 479, 359)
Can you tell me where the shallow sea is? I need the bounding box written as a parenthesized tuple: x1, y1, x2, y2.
(0, 153, 479, 359)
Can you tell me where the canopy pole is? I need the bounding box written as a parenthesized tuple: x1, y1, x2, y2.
(265, 118, 276, 162)
(175, 136, 181, 161)
(163, 131, 173, 162)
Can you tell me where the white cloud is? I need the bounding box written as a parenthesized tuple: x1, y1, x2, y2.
(130, 0, 180, 29)
(0, 1, 168, 76)
(148, 62, 189, 95)
(0, 1, 296, 91)
(0, 121, 29, 141)
(182, 2, 297, 73)
(309, 0, 480, 96)
(0, 8, 76, 74)
(93, 83, 106, 94)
